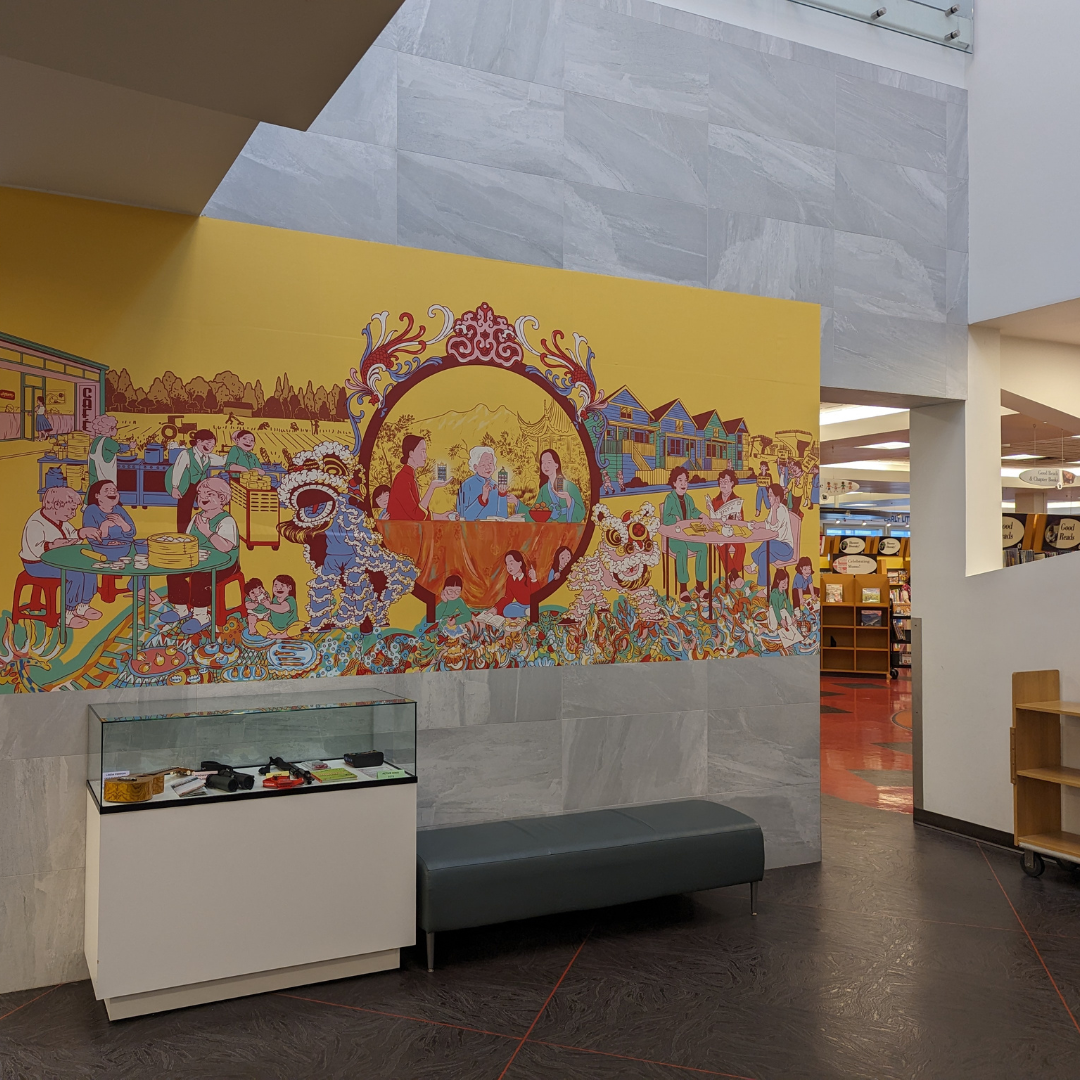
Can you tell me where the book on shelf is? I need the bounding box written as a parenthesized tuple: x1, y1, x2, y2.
(861, 587, 881, 603)
(825, 583, 845, 603)
(860, 609, 883, 627)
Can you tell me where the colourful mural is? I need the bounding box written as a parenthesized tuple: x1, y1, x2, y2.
(0, 197, 820, 693)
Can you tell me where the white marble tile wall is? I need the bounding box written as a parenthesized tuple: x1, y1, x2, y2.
(203, 0, 968, 401)
(0, 653, 817, 992)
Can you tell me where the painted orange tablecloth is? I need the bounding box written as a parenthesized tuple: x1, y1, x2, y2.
(376, 521, 585, 608)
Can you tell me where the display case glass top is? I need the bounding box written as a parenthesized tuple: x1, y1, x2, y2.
(87, 690, 416, 813)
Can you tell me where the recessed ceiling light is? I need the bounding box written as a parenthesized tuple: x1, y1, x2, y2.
(820, 459, 909, 472)
(859, 441, 910, 450)
(819, 405, 906, 427)
(1001, 468, 1025, 478)
(1001, 453, 1042, 460)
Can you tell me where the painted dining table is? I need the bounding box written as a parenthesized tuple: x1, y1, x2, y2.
(40, 544, 236, 657)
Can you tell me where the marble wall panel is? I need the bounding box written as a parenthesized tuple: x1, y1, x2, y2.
(707, 127, 834, 228)
(708, 41, 835, 150)
(946, 250, 969, 326)
(833, 231, 945, 323)
(946, 100, 968, 179)
(833, 310, 948, 398)
(947, 175, 968, 253)
(708, 784, 820, 869)
(0, 869, 89, 995)
(706, 653, 819, 710)
(834, 153, 947, 250)
(561, 711, 708, 811)
(397, 54, 564, 178)
(820, 305, 835, 379)
(382, 0, 565, 89)
(708, 211, 832, 305)
(835, 75, 946, 174)
(0, 755, 86, 878)
(416, 720, 562, 826)
(561, 658, 707, 719)
(463, 666, 563, 726)
(564, 93, 708, 205)
(563, 182, 707, 287)
(308, 46, 397, 147)
(562, 3, 709, 121)
(707, 703, 819, 794)
(397, 150, 564, 267)
(203, 127, 396, 244)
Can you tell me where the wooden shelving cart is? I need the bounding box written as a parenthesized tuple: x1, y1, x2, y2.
(1011, 669, 1080, 878)
(820, 572, 891, 677)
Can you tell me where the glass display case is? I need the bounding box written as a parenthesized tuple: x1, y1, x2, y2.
(87, 689, 416, 812)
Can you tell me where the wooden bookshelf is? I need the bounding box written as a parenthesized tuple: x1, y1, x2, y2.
(1011, 669, 1080, 876)
(819, 572, 891, 677)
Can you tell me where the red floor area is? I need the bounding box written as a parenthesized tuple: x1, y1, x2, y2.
(821, 672, 913, 814)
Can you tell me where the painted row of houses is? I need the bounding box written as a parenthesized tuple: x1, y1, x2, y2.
(597, 386, 751, 488)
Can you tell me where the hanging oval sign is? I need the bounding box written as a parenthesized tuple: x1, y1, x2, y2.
(831, 554, 879, 575)
(878, 537, 902, 556)
(1002, 515, 1025, 548)
(1045, 518, 1080, 550)
(839, 537, 866, 554)
(1019, 467, 1077, 489)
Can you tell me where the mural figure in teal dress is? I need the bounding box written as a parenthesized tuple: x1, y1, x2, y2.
(661, 465, 708, 601)
(535, 448, 585, 523)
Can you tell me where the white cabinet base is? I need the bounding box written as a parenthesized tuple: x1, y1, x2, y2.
(85, 782, 416, 1019)
(103, 948, 400, 1020)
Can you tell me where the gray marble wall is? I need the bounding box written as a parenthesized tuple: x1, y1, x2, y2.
(205, 0, 969, 401)
(0, 653, 817, 992)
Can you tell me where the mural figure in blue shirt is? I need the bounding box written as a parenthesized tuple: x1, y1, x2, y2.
(456, 446, 521, 519)
(535, 448, 585, 524)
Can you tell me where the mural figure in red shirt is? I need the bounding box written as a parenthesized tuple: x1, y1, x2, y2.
(387, 435, 452, 520)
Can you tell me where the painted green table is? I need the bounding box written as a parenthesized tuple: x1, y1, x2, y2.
(40, 544, 236, 656)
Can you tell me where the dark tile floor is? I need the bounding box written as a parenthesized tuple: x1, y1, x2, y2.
(3, 798, 1080, 1078)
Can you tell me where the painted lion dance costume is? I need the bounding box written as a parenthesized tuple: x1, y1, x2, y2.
(278, 442, 417, 633)
(565, 502, 663, 624)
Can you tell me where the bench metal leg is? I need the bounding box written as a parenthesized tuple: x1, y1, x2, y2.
(750, 880, 758, 916)
(426, 931, 435, 972)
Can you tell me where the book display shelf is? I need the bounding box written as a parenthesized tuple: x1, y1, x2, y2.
(1011, 669, 1080, 878)
(819, 572, 891, 677)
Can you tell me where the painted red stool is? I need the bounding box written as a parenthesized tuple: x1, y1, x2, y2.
(215, 564, 246, 628)
(98, 576, 131, 604)
(12, 571, 62, 629)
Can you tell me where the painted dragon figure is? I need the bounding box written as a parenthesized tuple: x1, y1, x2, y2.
(564, 502, 663, 626)
(278, 442, 417, 633)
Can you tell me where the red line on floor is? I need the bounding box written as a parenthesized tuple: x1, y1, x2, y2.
(979, 844, 1080, 1037)
(497, 933, 590, 1079)
(0, 984, 61, 1024)
(274, 991, 517, 1041)
(531, 1038, 758, 1079)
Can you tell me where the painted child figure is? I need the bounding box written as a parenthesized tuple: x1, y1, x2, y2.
(244, 578, 272, 635)
(792, 556, 817, 609)
(254, 575, 302, 638)
(434, 573, 475, 633)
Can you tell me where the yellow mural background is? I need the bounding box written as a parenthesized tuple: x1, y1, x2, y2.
(0, 186, 819, 670)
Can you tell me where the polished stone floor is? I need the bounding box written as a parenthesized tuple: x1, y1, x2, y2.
(3, 796, 1080, 1078)
(821, 672, 914, 813)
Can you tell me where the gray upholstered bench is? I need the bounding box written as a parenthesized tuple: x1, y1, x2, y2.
(416, 799, 764, 971)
